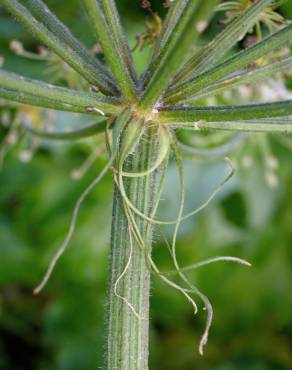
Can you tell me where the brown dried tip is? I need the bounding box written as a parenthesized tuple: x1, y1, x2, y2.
(91, 86, 99, 93)
(142, 0, 151, 10)
(243, 35, 258, 48)
(38, 46, 49, 57)
(163, 0, 172, 8)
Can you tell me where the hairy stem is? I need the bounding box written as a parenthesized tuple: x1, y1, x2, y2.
(0, 0, 117, 94)
(83, 0, 137, 101)
(0, 70, 121, 114)
(106, 126, 158, 369)
(159, 100, 292, 124)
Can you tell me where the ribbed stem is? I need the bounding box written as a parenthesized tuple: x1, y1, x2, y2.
(106, 128, 158, 370)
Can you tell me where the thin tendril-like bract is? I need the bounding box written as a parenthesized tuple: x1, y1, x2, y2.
(121, 126, 170, 178)
(118, 153, 236, 225)
(123, 199, 200, 319)
(117, 132, 208, 346)
(165, 256, 251, 276)
(32, 113, 249, 354)
(159, 148, 249, 354)
(114, 126, 200, 318)
(170, 138, 201, 313)
(113, 225, 142, 320)
(71, 146, 104, 180)
(178, 132, 247, 157)
(33, 156, 114, 295)
(34, 114, 132, 295)
(114, 126, 250, 354)
(170, 138, 215, 355)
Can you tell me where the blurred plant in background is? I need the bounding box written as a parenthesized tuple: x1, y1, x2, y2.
(217, 0, 287, 38)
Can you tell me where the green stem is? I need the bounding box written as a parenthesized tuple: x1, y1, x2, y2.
(23, 0, 117, 94)
(165, 24, 292, 102)
(179, 55, 292, 104)
(0, 87, 87, 113)
(0, 0, 117, 95)
(22, 119, 107, 140)
(185, 119, 292, 133)
(83, 0, 137, 101)
(106, 126, 158, 370)
(159, 100, 292, 124)
(0, 70, 121, 114)
(99, 0, 138, 84)
(140, 0, 201, 109)
(173, 0, 273, 83)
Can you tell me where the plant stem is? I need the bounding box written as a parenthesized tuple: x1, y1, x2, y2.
(24, 0, 117, 93)
(1, 0, 117, 95)
(159, 100, 292, 123)
(106, 127, 158, 370)
(176, 55, 292, 104)
(165, 24, 292, 101)
(21, 119, 107, 140)
(0, 70, 121, 114)
(173, 0, 273, 83)
(83, 0, 137, 101)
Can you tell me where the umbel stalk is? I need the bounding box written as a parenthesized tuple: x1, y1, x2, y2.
(106, 127, 159, 370)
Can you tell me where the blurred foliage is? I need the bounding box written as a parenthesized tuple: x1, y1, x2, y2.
(0, 1, 292, 370)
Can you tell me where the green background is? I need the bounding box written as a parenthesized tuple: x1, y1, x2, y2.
(0, 1, 292, 369)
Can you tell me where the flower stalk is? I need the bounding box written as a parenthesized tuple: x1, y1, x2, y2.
(107, 125, 159, 370)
